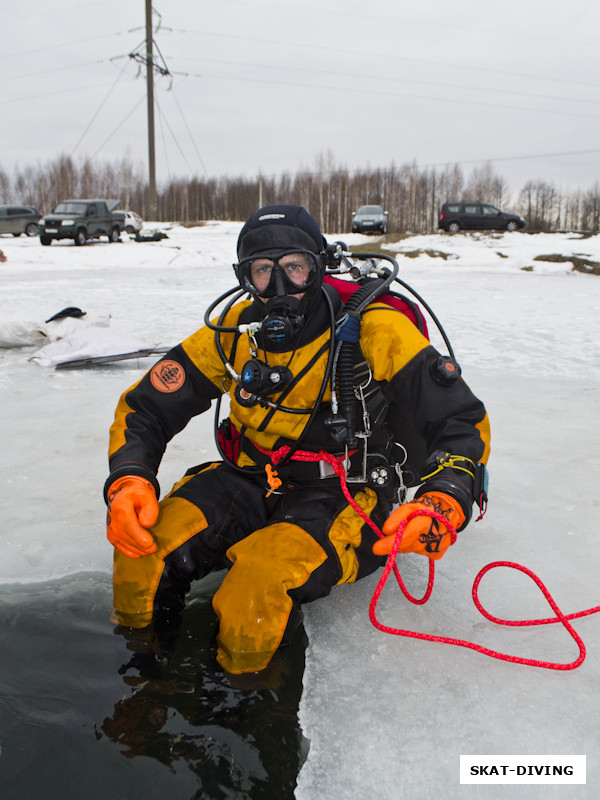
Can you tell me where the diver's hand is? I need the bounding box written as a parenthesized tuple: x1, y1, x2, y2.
(106, 476, 159, 558)
(373, 491, 465, 560)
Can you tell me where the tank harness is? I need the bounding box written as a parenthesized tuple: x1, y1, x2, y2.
(205, 245, 598, 672)
(206, 246, 482, 502)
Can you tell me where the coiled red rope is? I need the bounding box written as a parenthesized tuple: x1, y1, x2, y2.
(266, 447, 599, 671)
(369, 510, 600, 672)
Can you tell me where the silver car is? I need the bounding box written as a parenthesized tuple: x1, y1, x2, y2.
(0, 205, 42, 237)
(351, 205, 388, 234)
(117, 210, 144, 235)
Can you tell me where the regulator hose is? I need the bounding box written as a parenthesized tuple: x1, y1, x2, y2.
(334, 279, 388, 448)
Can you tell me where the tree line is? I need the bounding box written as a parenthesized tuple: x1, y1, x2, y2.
(2, 153, 600, 234)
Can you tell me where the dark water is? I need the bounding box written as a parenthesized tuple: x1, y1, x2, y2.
(0, 573, 308, 800)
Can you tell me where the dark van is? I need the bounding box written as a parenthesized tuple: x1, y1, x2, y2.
(438, 202, 525, 233)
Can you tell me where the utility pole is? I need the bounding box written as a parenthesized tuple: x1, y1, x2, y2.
(145, 0, 157, 218)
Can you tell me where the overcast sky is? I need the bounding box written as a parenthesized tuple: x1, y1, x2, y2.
(2, 0, 600, 200)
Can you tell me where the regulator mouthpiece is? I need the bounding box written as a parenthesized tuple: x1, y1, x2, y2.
(262, 295, 304, 345)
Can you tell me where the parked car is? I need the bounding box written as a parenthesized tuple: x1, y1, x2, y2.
(351, 205, 388, 234)
(438, 201, 526, 233)
(38, 199, 124, 245)
(116, 210, 143, 235)
(0, 205, 42, 237)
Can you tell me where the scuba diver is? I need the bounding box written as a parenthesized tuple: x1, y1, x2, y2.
(104, 204, 491, 675)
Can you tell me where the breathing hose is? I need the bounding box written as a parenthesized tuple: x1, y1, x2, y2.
(334, 280, 387, 448)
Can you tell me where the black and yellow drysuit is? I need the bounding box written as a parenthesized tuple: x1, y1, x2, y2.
(105, 278, 490, 674)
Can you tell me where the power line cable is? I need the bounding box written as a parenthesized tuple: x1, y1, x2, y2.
(155, 96, 173, 185)
(418, 148, 600, 170)
(168, 69, 600, 122)
(175, 55, 600, 110)
(0, 81, 119, 104)
(71, 60, 130, 156)
(90, 95, 145, 160)
(173, 27, 600, 91)
(0, 0, 121, 24)
(193, 146, 600, 183)
(168, 82, 209, 178)
(154, 95, 196, 178)
(0, 32, 130, 62)
(7, 58, 112, 81)
(7, 70, 598, 123)
(189, 0, 599, 50)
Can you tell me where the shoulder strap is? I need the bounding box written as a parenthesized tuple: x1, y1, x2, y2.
(323, 274, 429, 338)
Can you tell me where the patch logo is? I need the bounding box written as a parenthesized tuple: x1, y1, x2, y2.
(150, 360, 185, 393)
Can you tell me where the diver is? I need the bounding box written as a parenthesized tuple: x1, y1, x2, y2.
(104, 204, 491, 675)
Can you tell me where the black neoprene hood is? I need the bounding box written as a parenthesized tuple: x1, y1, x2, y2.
(236, 204, 326, 260)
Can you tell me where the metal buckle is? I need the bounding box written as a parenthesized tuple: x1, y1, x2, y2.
(345, 437, 368, 483)
(318, 452, 350, 479)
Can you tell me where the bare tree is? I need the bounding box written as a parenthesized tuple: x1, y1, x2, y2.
(4, 152, 600, 234)
(463, 163, 510, 208)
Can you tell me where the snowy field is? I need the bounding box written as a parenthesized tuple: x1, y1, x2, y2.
(1, 223, 600, 798)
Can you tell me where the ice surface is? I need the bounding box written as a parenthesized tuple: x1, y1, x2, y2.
(1, 225, 599, 797)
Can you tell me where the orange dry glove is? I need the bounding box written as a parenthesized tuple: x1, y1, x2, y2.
(372, 491, 465, 561)
(106, 476, 159, 559)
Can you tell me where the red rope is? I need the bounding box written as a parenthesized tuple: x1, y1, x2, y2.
(272, 448, 438, 604)
(369, 511, 600, 671)
(261, 445, 599, 670)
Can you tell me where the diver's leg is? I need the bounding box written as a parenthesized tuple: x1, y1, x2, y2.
(112, 463, 270, 629)
(212, 482, 387, 674)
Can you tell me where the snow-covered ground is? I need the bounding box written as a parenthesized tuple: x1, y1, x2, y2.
(1, 224, 599, 798)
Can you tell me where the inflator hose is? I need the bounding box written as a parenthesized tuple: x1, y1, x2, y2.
(335, 280, 387, 448)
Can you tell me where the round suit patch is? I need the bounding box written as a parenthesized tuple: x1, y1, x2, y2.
(150, 360, 185, 393)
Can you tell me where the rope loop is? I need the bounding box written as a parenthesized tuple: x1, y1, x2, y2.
(370, 512, 599, 671)
(253, 441, 598, 671)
